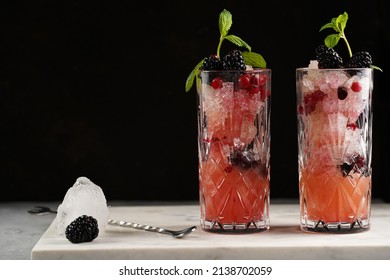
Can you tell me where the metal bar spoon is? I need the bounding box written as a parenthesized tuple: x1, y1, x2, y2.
(28, 206, 197, 239)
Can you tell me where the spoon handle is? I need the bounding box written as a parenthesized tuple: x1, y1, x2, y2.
(108, 219, 169, 235)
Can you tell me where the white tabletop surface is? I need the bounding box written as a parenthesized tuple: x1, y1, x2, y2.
(29, 201, 390, 260)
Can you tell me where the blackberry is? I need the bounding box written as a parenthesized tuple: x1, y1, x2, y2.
(222, 49, 246, 70)
(315, 45, 343, 69)
(199, 55, 222, 86)
(339, 154, 368, 177)
(65, 215, 99, 244)
(200, 54, 222, 70)
(230, 149, 268, 177)
(231, 149, 262, 168)
(337, 87, 348, 100)
(345, 51, 372, 68)
(340, 162, 354, 177)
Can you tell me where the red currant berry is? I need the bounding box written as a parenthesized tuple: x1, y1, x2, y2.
(238, 74, 251, 89)
(298, 105, 304, 115)
(211, 77, 223, 89)
(250, 74, 260, 86)
(249, 84, 260, 94)
(250, 73, 267, 86)
(351, 82, 362, 92)
(347, 123, 358, 130)
(258, 73, 268, 86)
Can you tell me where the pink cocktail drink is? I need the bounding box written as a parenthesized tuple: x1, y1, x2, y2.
(295, 11, 380, 233)
(186, 9, 270, 232)
(296, 67, 373, 232)
(198, 69, 271, 231)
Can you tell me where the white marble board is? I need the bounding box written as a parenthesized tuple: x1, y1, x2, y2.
(31, 203, 390, 259)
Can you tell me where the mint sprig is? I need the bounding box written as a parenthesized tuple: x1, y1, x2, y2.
(319, 12, 352, 57)
(319, 11, 382, 72)
(185, 9, 266, 92)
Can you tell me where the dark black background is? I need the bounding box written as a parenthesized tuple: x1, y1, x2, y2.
(0, 0, 388, 202)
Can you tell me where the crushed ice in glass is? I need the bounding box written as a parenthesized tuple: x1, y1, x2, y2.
(56, 176, 110, 235)
(308, 60, 318, 69)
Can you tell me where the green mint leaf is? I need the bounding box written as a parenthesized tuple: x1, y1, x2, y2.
(185, 59, 204, 92)
(324, 34, 340, 48)
(185, 70, 196, 93)
(371, 65, 383, 72)
(219, 9, 232, 37)
(242, 51, 266, 68)
(330, 17, 338, 31)
(319, 22, 334, 32)
(225, 35, 251, 51)
(336, 12, 348, 33)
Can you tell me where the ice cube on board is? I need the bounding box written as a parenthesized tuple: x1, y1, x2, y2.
(56, 177, 109, 235)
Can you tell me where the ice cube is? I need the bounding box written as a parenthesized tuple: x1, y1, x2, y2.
(56, 177, 110, 236)
(302, 75, 315, 91)
(345, 129, 364, 156)
(325, 71, 348, 89)
(308, 60, 318, 69)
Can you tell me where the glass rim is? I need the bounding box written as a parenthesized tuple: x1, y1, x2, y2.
(200, 68, 271, 73)
(296, 67, 373, 71)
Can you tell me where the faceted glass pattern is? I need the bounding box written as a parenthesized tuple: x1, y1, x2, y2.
(197, 69, 271, 232)
(296, 68, 373, 233)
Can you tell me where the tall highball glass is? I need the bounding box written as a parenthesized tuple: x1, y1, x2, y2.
(197, 69, 271, 232)
(296, 67, 373, 233)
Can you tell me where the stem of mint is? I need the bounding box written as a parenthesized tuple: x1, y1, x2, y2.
(217, 35, 223, 57)
(217, 35, 223, 58)
(340, 31, 353, 58)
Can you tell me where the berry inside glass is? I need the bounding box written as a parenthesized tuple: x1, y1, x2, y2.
(197, 69, 271, 232)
